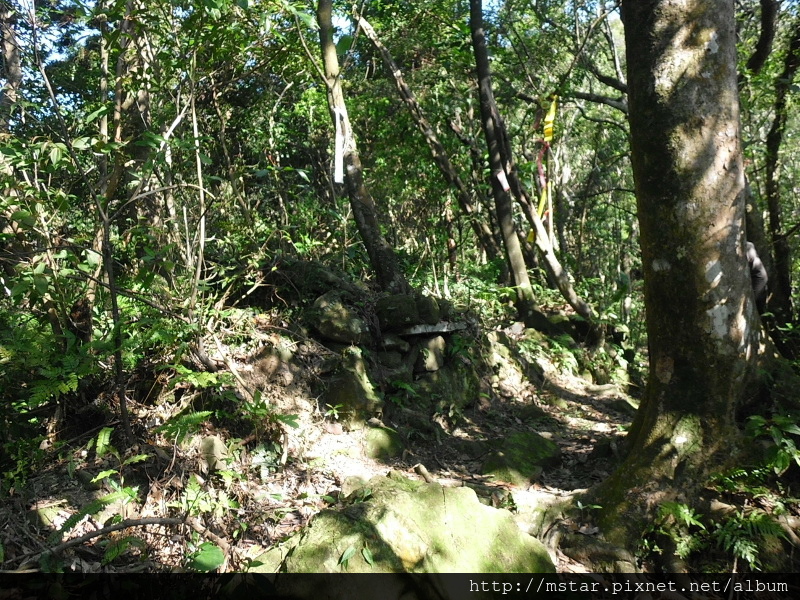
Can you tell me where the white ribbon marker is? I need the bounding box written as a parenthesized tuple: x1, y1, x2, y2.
(334, 108, 345, 183)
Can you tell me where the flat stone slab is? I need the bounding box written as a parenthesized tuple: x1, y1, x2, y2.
(398, 321, 467, 336)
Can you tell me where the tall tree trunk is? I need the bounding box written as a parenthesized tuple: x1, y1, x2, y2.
(469, 0, 536, 320)
(317, 0, 410, 294)
(470, 0, 600, 339)
(356, 12, 501, 264)
(0, 0, 22, 278)
(0, 0, 20, 133)
(764, 17, 800, 330)
(594, 0, 761, 555)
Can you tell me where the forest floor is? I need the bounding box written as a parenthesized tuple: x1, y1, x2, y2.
(0, 317, 638, 573)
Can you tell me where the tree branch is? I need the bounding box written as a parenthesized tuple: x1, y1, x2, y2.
(746, 0, 778, 75)
(570, 91, 628, 114)
(40, 517, 183, 560)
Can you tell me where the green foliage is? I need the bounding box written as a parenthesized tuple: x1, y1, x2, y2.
(444, 262, 518, 324)
(155, 411, 214, 445)
(714, 511, 786, 571)
(642, 500, 786, 571)
(250, 442, 283, 481)
(101, 535, 147, 565)
(338, 545, 357, 570)
(169, 473, 237, 518)
(2, 0, 799, 575)
(238, 389, 299, 435)
(1, 436, 46, 496)
(642, 502, 707, 560)
(171, 365, 233, 391)
(48, 488, 138, 546)
(387, 380, 419, 407)
(94, 427, 114, 459)
(186, 542, 225, 572)
(745, 414, 800, 475)
(324, 403, 343, 420)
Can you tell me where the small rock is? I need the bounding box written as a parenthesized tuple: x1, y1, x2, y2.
(200, 435, 229, 471)
(323, 422, 343, 435)
(381, 333, 410, 353)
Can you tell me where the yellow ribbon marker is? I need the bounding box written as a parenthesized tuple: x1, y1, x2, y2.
(530, 96, 558, 243)
(543, 96, 557, 143)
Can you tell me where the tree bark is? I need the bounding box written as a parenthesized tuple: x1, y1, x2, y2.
(0, 0, 20, 134)
(745, 0, 778, 75)
(317, 0, 410, 294)
(594, 0, 762, 553)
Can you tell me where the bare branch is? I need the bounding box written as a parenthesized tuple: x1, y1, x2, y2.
(570, 91, 628, 114)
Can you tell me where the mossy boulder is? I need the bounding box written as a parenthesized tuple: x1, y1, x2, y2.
(310, 291, 370, 344)
(376, 351, 404, 369)
(365, 427, 404, 460)
(415, 295, 441, 325)
(482, 432, 562, 487)
(323, 347, 383, 428)
(415, 360, 480, 411)
(376, 294, 419, 331)
(252, 472, 554, 573)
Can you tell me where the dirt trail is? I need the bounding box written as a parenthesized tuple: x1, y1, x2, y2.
(0, 326, 636, 573)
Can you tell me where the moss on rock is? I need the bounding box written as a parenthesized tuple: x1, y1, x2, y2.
(251, 473, 554, 573)
(482, 432, 562, 487)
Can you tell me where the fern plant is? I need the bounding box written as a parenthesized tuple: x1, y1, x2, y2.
(642, 501, 708, 560)
(714, 510, 787, 571)
(641, 501, 787, 571)
(155, 410, 214, 445)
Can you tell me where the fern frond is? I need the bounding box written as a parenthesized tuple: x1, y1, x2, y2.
(155, 410, 213, 444)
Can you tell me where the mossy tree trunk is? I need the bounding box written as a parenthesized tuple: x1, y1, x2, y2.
(593, 0, 762, 552)
(317, 0, 411, 294)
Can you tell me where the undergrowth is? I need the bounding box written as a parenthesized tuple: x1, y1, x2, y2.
(639, 410, 800, 572)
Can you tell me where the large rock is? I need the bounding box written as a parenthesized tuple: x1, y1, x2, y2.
(310, 291, 370, 344)
(414, 336, 446, 373)
(376, 294, 419, 332)
(365, 426, 404, 460)
(482, 432, 562, 487)
(415, 360, 480, 412)
(253, 472, 554, 574)
(323, 347, 383, 428)
(415, 295, 441, 325)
